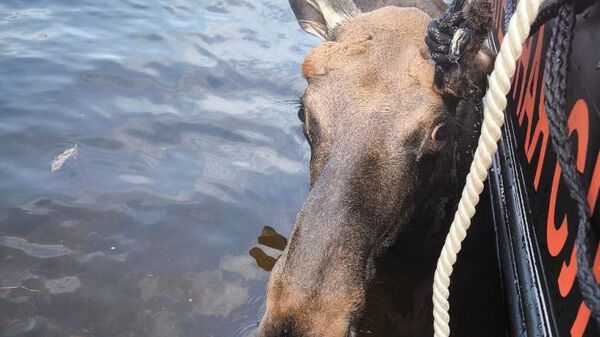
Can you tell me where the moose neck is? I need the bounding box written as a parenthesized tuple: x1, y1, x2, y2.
(354, 181, 463, 337)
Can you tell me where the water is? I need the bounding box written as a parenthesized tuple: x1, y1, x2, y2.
(0, 1, 316, 336)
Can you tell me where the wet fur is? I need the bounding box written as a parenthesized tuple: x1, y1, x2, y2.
(258, 2, 501, 337)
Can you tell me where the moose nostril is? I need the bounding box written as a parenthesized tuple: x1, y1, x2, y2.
(431, 123, 451, 142)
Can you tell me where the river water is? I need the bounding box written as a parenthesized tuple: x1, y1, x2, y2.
(0, 1, 315, 336)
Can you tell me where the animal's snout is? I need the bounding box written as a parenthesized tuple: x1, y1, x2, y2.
(258, 316, 356, 337)
(257, 276, 363, 337)
(258, 322, 355, 337)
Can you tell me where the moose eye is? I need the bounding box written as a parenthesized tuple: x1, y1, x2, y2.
(431, 123, 451, 142)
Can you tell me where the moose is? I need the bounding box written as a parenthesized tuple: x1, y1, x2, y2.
(257, 0, 506, 336)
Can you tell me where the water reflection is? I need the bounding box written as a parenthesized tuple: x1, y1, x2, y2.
(249, 226, 287, 272)
(0, 0, 315, 335)
(0, 236, 72, 258)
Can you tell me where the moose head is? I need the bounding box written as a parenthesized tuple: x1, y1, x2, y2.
(258, 1, 493, 336)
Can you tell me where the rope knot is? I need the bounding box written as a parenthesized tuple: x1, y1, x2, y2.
(426, 0, 493, 100)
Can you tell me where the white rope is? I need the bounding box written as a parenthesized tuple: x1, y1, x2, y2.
(431, 0, 546, 335)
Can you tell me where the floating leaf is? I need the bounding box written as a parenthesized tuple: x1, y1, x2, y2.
(50, 144, 78, 172)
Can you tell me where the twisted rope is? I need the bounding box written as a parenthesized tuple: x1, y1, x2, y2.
(543, 2, 600, 325)
(431, 0, 545, 335)
(529, 0, 569, 35)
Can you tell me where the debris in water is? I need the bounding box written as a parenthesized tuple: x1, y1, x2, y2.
(0, 285, 46, 294)
(50, 144, 78, 172)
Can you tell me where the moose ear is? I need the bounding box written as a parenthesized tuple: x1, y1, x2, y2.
(289, 0, 360, 40)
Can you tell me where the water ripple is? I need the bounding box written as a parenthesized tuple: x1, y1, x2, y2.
(0, 0, 312, 335)
(0, 236, 71, 258)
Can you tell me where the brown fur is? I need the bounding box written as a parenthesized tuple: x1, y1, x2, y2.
(258, 2, 497, 337)
(262, 277, 363, 337)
